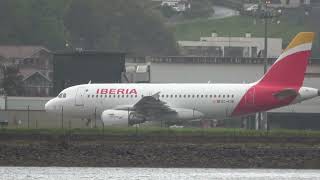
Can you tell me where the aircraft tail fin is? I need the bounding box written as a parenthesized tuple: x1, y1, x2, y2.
(258, 32, 315, 87)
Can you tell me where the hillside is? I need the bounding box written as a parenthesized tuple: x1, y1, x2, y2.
(169, 8, 320, 57)
(0, 0, 178, 55)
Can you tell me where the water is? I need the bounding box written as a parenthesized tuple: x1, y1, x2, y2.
(1, 167, 320, 180)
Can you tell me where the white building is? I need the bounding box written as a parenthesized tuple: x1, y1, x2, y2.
(279, 0, 310, 8)
(178, 33, 283, 58)
(161, 0, 190, 12)
(244, 0, 315, 10)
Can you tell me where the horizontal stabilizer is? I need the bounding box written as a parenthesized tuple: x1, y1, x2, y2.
(273, 88, 298, 100)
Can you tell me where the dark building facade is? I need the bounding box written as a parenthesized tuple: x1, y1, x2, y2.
(53, 51, 125, 95)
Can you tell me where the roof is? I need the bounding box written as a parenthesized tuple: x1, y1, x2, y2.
(0, 46, 50, 59)
(53, 50, 126, 56)
(23, 71, 51, 82)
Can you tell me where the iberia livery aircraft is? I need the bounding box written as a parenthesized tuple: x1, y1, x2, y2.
(45, 32, 319, 126)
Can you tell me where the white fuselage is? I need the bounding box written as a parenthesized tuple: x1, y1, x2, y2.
(45, 83, 318, 121)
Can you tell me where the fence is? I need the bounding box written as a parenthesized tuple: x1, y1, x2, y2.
(0, 106, 105, 129)
(129, 56, 320, 65)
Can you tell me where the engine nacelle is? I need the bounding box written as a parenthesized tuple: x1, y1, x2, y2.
(101, 110, 145, 126)
(163, 108, 204, 121)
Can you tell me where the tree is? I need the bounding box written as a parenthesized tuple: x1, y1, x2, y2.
(64, 0, 178, 55)
(0, 0, 70, 50)
(161, 5, 176, 18)
(1, 66, 24, 96)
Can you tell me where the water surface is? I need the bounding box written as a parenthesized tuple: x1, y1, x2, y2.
(1, 167, 320, 180)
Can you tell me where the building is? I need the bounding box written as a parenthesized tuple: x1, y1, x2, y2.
(53, 51, 126, 96)
(0, 46, 53, 96)
(178, 33, 282, 58)
(244, 0, 320, 10)
(23, 71, 52, 97)
(161, 0, 191, 12)
(279, 0, 310, 8)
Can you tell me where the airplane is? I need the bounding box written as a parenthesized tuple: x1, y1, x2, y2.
(45, 32, 319, 126)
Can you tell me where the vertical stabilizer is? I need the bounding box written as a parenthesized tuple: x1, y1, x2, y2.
(258, 32, 315, 87)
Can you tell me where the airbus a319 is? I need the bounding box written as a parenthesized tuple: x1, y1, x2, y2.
(45, 32, 319, 126)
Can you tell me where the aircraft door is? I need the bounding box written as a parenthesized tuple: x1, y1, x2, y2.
(75, 87, 86, 106)
(245, 87, 255, 106)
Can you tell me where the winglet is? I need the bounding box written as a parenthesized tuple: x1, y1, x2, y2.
(152, 92, 161, 100)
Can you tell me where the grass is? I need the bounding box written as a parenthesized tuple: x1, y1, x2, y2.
(169, 13, 311, 46)
(1, 127, 320, 138)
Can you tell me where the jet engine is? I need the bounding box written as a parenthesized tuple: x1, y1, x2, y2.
(101, 110, 145, 126)
(162, 108, 204, 121)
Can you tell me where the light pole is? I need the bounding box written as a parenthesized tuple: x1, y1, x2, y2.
(263, 0, 271, 131)
(263, 0, 270, 74)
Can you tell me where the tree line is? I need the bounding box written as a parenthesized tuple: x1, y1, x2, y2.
(0, 0, 178, 55)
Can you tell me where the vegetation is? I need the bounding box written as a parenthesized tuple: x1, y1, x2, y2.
(1, 65, 24, 96)
(2, 127, 320, 138)
(170, 15, 308, 46)
(170, 8, 320, 57)
(184, 0, 213, 19)
(0, 0, 178, 55)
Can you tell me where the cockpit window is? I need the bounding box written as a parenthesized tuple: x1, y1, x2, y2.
(58, 93, 67, 98)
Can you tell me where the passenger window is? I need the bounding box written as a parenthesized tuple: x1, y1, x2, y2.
(214, 95, 216, 98)
(171, 95, 173, 98)
(100, 95, 103, 98)
(122, 95, 125, 98)
(205, 95, 208, 98)
(197, 95, 199, 98)
(192, 95, 195, 98)
(109, 95, 112, 98)
(88, 95, 90, 98)
(223, 95, 225, 98)
(209, 95, 212, 98)
(183, 95, 186, 98)
(96, 95, 98, 98)
(227, 95, 230, 98)
(92, 95, 94, 98)
(175, 95, 177, 98)
(179, 95, 182, 98)
(201, 95, 203, 98)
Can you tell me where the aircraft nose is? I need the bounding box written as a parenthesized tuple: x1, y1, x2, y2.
(45, 99, 54, 112)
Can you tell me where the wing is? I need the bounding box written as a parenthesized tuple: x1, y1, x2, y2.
(112, 92, 176, 116)
(133, 92, 175, 115)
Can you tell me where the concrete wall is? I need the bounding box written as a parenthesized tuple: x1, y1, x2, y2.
(0, 110, 103, 129)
